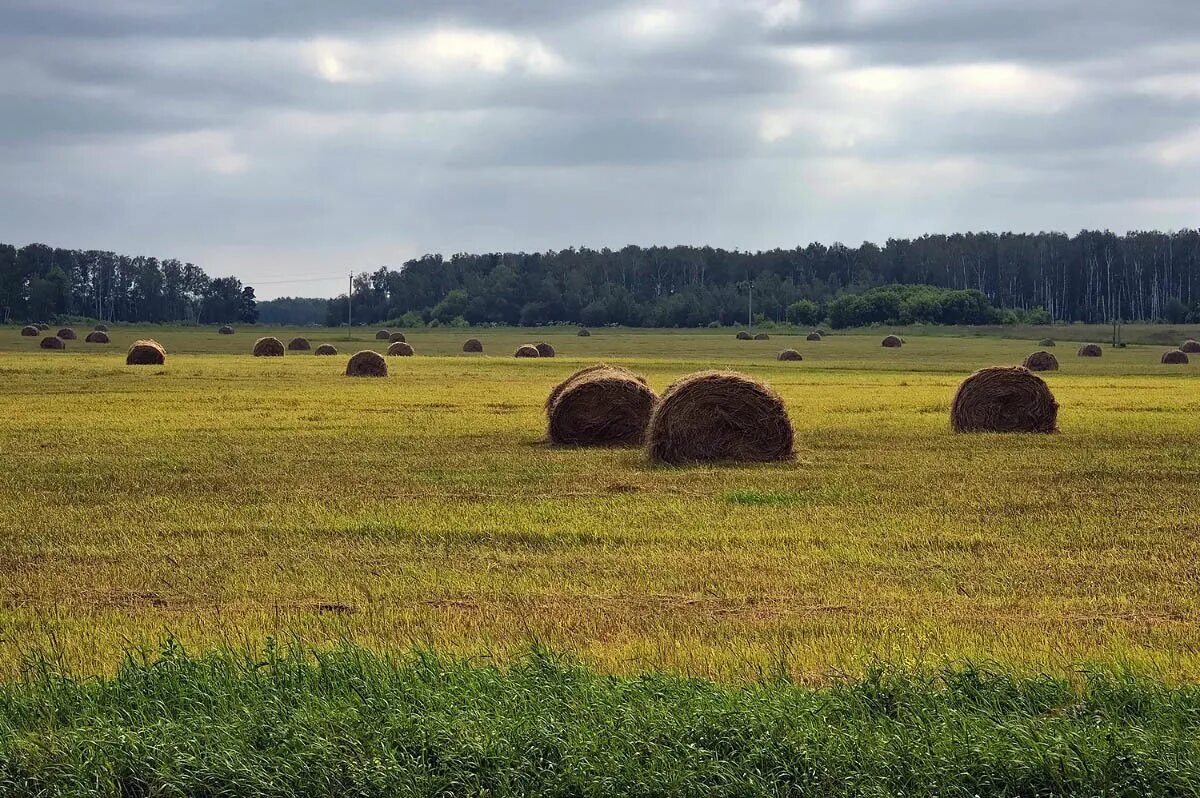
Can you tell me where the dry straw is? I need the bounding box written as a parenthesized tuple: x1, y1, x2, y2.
(1038, 338, 1055, 347)
(40, 336, 65, 350)
(218, 325, 234, 335)
(777, 349, 803, 361)
(577, 328, 591, 337)
(126, 339, 166, 366)
(535, 342, 556, 357)
(806, 332, 822, 341)
(388, 332, 406, 343)
(463, 338, 484, 353)
(515, 344, 540, 358)
(287, 337, 311, 351)
(93, 324, 108, 332)
(881, 334, 903, 347)
(1180, 339, 1200, 354)
(1077, 343, 1102, 357)
(346, 350, 388, 377)
(1022, 351, 1058, 371)
(20, 325, 38, 336)
(252, 337, 285, 357)
(387, 341, 414, 356)
(736, 331, 752, 340)
(546, 365, 658, 446)
(1162, 349, 1190, 364)
(85, 331, 110, 344)
(646, 371, 794, 465)
(754, 332, 770, 340)
(314, 344, 338, 356)
(57, 328, 77, 340)
(375, 329, 391, 340)
(950, 366, 1058, 433)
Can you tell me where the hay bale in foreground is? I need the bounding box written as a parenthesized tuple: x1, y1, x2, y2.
(777, 349, 803, 361)
(535, 342, 556, 358)
(346, 350, 388, 377)
(545, 364, 647, 412)
(881, 335, 903, 348)
(388, 332, 406, 343)
(387, 341, 414, 356)
(1038, 338, 1055, 347)
(1162, 349, 1190, 364)
(40, 336, 64, 350)
(577, 328, 591, 337)
(85, 331, 110, 344)
(1077, 343, 1102, 357)
(375, 329, 391, 340)
(1022, 351, 1058, 372)
(314, 344, 338, 356)
(57, 328, 77, 340)
(950, 366, 1057, 434)
(126, 339, 166, 366)
(646, 371, 794, 465)
(1180, 339, 1200, 354)
(463, 338, 484, 353)
(20, 325, 38, 336)
(252, 337, 285, 357)
(287, 337, 311, 351)
(736, 331, 752, 340)
(806, 332, 822, 341)
(515, 344, 540, 358)
(218, 325, 234, 335)
(754, 332, 770, 340)
(93, 323, 108, 332)
(547, 366, 658, 446)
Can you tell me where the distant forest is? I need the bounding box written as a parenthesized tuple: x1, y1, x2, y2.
(6, 230, 1200, 327)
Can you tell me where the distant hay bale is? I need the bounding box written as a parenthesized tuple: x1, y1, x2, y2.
(1180, 339, 1200, 354)
(387, 341, 414, 356)
(881, 334, 903, 347)
(535, 342, 556, 358)
(814, 328, 827, 336)
(218, 325, 234, 335)
(252, 336, 285, 357)
(1077, 343, 1102, 357)
(1162, 349, 1190, 364)
(93, 323, 108, 332)
(515, 344, 540, 358)
(37, 323, 49, 331)
(1038, 338, 1055, 347)
(463, 338, 484, 353)
(40, 336, 65, 350)
(314, 344, 338, 356)
(545, 363, 647, 412)
(126, 339, 166, 366)
(20, 325, 39, 336)
(346, 350, 388, 377)
(577, 328, 591, 337)
(547, 366, 658, 446)
(85, 331, 110, 344)
(388, 332, 406, 343)
(754, 332, 770, 340)
(375, 329, 391, 340)
(287, 337, 311, 351)
(57, 328, 77, 340)
(950, 366, 1058, 434)
(736, 331, 752, 340)
(777, 349, 803, 361)
(1022, 351, 1058, 371)
(647, 371, 794, 465)
(806, 332, 822, 341)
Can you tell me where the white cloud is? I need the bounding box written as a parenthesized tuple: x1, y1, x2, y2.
(838, 62, 1083, 113)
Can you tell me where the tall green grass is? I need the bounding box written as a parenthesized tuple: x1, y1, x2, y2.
(2, 642, 1199, 796)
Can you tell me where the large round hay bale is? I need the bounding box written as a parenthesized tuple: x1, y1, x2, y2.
(777, 349, 803, 361)
(252, 337, 285, 357)
(93, 323, 108, 332)
(881, 334, 903, 348)
(463, 338, 484, 353)
(346, 350, 388, 377)
(1038, 338, 1055, 347)
(1180, 339, 1200, 354)
(806, 332, 822, 342)
(535, 342, 556, 358)
(387, 341, 414, 356)
(1162, 349, 1190, 364)
(950, 366, 1057, 433)
(20, 325, 39, 336)
(545, 364, 647, 412)
(547, 366, 658, 446)
(218, 325, 234, 335)
(57, 328, 77, 340)
(85, 331, 110, 344)
(1022, 351, 1058, 372)
(314, 344, 338, 356)
(1077, 343, 1102, 357)
(754, 332, 770, 341)
(515, 344, 540, 358)
(126, 339, 166, 366)
(40, 336, 65, 350)
(388, 332, 406, 343)
(736, 331, 752, 340)
(287, 337, 311, 351)
(577, 328, 591, 337)
(646, 371, 794, 465)
(375, 329, 391, 340)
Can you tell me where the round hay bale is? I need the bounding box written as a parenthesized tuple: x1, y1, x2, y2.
(85, 331, 110, 344)
(463, 338, 484, 353)
(287, 336, 311, 351)
(515, 344, 540, 358)
(646, 371, 794, 465)
(814, 328, 827, 336)
(535, 342, 556, 358)
(735, 331, 752, 340)
(40, 336, 65, 350)
(314, 344, 338, 356)
(753, 332, 770, 341)
(346, 350, 388, 377)
(806, 332, 822, 341)
(37, 323, 49, 331)
(93, 323, 108, 332)
(545, 364, 648, 412)
(1077, 343, 1102, 357)
(388, 332, 406, 343)
(126, 339, 166, 366)
(777, 349, 803, 361)
(387, 341, 414, 356)
(881, 334, 902, 347)
(1038, 338, 1055, 347)
(252, 336, 285, 357)
(950, 366, 1058, 433)
(1180, 339, 1200, 354)
(57, 328, 77, 340)
(1022, 351, 1058, 372)
(375, 329, 391, 340)
(1162, 349, 1190, 364)
(218, 325, 234, 335)
(547, 367, 658, 446)
(20, 325, 39, 336)
(577, 328, 591, 337)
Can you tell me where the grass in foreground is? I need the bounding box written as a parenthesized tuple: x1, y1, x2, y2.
(2, 642, 1199, 797)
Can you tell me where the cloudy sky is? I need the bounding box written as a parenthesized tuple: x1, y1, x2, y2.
(1, 0, 1198, 298)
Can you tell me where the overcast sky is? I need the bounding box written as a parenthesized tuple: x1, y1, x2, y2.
(1, 1, 1198, 298)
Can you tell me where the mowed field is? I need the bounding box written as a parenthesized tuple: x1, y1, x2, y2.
(2, 324, 1199, 680)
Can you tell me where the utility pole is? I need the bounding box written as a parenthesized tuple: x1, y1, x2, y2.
(347, 271, 353, 338)
(747, 280, 754, 331)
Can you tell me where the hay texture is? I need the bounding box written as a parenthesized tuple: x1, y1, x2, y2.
(287, 337, 311, 351)
(57, 328, 77, 340)
(806, 332, 822, 341)
(546, 365, 658, 446)
(1162, 349, 1190, 364)
(37, 323, 49, 331)
(85, 331, 110, 344)
(1038, 338, 1055, 347)
(253, 337, 285, 357)
(646, 371, 794, 465)
(375, 329, 391, 340)
(346, 350, 388, 377)
(881, 335, 903, 348)
(777, 349, 803, 361)
(126, 339, 166, 366)
(950, 366, 1058, 434)
(40, 336, 65, 350)
(754, 333, 770, 341)
(218, 325, 234, 335)
(314, 344, 338, 356)
(388, 332, 406, 343)
(736, 331, 752, 340)
(20, 325, 38, 336)
(387, 341, 414, 356)
(577, 328, 591, 337)
(1077, 343, 1102, 357)
(1022, 351, 1058, 372)
(462, 338, 484, 353)
(1180, 339, 1200, 354)
(515, 344, 540, 358)
(535, 342, 556, 358)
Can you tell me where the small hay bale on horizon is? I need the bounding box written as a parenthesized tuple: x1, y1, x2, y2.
(287, 336, 311, 351)
(346, 350, 388, 377)
(388, 332, 406, 343)
(37, 323, 49, 331)
(1038, 338, 1055, 347)
(547, 365, 658, 447)
(577, 328, 591, 337)
(950, 366, 1057, 434)
(778, 349, 803, 361)
(736, 331, 752, 340)
(93, 323, 108, 332)
(806, 332, 822, 341)
(57, 328, 77, 340)
(1022, 351, 1058, 371)
(881, 334, 903, 347)
(1077, 343, 1102, 357)
(218, 325, 234, 335)
(646, 371, 794, 465)
(515, 344, 540, 358)
(20, 325, 39, 336)
(1162, 349, 1190, 364)
(375, 329, 391, 340)
(314, 344, 338, 356)
(387, 341, 414, 356)
(1180, 339, 1200, 354)
(126, 339, 166, 366)
(253, 337, 285, 357)
(754, 332, 770, 340)
(40, 336, 65, 350)
(535, 342, 556, 358)
(463, 338, 484, 353)
(85, 331, 110, 344)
